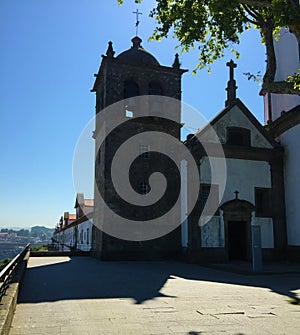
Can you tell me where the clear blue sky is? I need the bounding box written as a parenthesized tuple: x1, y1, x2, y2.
(0, 0, 265, 229)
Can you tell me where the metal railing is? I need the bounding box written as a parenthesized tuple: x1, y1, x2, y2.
(0, 243, 30, 302)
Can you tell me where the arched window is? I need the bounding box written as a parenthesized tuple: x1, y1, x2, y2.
(149, 82, 163, 95)
(227, 127, 251, 146)
(124, 80, 139, 98)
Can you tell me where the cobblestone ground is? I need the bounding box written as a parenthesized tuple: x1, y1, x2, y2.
(10, 257, 300, 335)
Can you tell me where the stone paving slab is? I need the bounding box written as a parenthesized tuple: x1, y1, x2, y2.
(208, 261, 300, 275)
(9, 257, 300, 335)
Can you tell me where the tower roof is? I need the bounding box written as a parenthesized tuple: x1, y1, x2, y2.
(117, 36, 160, 66)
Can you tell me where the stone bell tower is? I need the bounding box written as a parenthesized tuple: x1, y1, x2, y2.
(91, 36, 187, 260)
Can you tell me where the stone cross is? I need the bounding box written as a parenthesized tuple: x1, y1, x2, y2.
(227, 59, 237, 81)
(234, 190, 239, 200)
(225, 59, 238, 107)
(133, 9, 142, 36)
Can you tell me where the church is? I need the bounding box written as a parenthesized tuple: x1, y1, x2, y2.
(54, 28, 299, 264)
(89, 28, 300, 263)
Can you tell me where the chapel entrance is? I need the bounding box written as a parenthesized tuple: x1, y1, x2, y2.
(220, 195, 255, 262)
(228, 220, 247, 260)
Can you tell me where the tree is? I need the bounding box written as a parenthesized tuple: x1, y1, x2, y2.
(16, 229, 30, 237)
(0, 258, 11, 271)
(119, 0, 300, 95)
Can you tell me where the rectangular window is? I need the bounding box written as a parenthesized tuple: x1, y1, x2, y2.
(125, 109, 133, 118)
(201, 184, 219, 216)
(255, 188, 272, 217)
(80, 230, 83, 244)
(227, 127, 251, 146)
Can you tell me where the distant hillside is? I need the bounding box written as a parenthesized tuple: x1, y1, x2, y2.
(0, 226, 54, 238)
(0, 226, 31, 231)
(0, 226, 55, 262)
(30, 226, 54, 240)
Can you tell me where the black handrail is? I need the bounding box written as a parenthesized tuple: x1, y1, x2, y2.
(0, 243, 30, 301)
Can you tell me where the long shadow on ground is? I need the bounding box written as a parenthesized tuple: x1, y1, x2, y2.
(18, 257, 300, 304)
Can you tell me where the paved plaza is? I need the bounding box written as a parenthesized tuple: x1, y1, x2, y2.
(9, 256, 300, 334)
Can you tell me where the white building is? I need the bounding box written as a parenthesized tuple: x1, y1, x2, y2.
(264, 28, 300, 260)
(53, 194, 94, 252)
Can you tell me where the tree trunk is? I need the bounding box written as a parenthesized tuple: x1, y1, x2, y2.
(261, 19, 276, 86)
(259, 18, 300, 95)
(289, 24, 300, 45)
(260, 81, 299, 95)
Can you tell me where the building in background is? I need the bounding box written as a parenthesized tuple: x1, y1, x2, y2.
(53, 193, 93, 252)
(264, 28, 300, 261)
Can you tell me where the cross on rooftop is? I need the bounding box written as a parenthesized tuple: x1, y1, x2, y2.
(234, 190, 239, 200)
(226, 59, 237, 81)
(133, 9, 142, 36)
(225, 59, 238, 107)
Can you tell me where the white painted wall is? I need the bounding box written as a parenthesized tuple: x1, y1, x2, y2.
(256, 217, 274, 248)
(280, 125, 300, 245)
(264, 28, 300, 122)
(53, 218, 93, 251)
(77, 219, 93, 251)
(63, 227, 74, 248)
(200, 216, 274, 249)
(200, 157, 274, 248)
(262, 28, 300, 246)
(200, 158, 271, 204)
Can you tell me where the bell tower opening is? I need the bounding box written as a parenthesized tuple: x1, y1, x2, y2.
(149, 81, 163, 95)
(124, 80, 139, 99)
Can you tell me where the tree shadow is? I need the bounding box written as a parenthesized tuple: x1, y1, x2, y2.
(18, 256, 300, 305)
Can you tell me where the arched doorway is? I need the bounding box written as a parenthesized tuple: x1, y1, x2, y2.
(220, 197, 255, 261)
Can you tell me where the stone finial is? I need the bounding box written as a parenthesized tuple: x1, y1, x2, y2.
(106, 41, 115, 58)
(172, 53, 180, 69)
(131, 36, 142, 49)
(225, 59, 238, 107)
